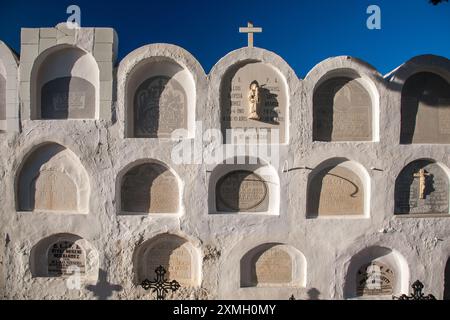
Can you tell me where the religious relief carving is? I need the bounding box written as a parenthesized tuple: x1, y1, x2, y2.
(356, 262, 394, 297)
(413, 168, 431, 200)
(134, 76, 187, 138)
(47, 241, 86, 276)
(248, 81, 261, 120)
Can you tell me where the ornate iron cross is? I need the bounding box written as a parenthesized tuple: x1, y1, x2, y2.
(141, 265, 181, 300)
(393, 280, 436, 300)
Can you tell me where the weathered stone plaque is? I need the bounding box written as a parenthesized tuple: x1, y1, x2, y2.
(356, 262, 394, 297)
(308, 166, 364, 216)
(221, 62, 287, 144)
(313, 77, 372, 141)
(134, 76, 187, 138)
(401, 72, 450, 144)
(395, 160, 449, 215)
(216, 170, 268, 212)
(48, 241, 86, 276)
(146, 239, 192, 286)
(32, 170, 77, 211)
(0, 74, 5, 123)
(121, 163, 179, 213)
(41, 76, 95, 119)
(253, 246, 292, 285)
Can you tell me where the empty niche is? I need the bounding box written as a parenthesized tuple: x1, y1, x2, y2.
(30, 233, 98, 279)
(209, 158, 279, 215)
(0, 62, 5, 128)
(220, 61, 288, 144)
(240, 243, 306, 288)
(17, 143, 90, 214)
(119, 161, 180, 215)
(394, 159, 449, 215)
(344, 246, 409, 299)
(125, 58, 195, 138)
(313, 72, 376, 142)
(400, 72, 450, 144)
(31, 45, 99, 120)
(307, 159, 369, 218)
(134, 234, 201, 287)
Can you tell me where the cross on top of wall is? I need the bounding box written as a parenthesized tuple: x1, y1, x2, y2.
(239, 22, 263, 48)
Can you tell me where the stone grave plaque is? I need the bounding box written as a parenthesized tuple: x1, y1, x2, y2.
(48, 241, 86, 276)
(41, 76, 95, 119)
(309, 166, 364, 216)
(313, 77, 372, 141)
(401, 72, 450, 144)
(121, 164, 179, 213)
(356, 262, 394, 297)
(395, 160, 449, 214)
(0, 74, 5, 122)
(134, 76, 187, 138)
(146, 239, 192, 286)
(32, 170, 77, 211)
(253, 246, 292, 285)
(216, 170, 268, 212)
(221, 62, 287, 144)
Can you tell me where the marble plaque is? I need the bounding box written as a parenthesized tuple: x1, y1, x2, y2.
(48, 241, 86, 276)
(356, 262, 394, 297)
(41, 76, 95, 119)
(216, 170, 268, 212)
(134, 76, 187, 138)
(253, 246, 292, 285)
(308, 166, 364, 216)
(400, 72, 450, 144)
(313, 77, 372, 141)
(395, 160, 449, 214)
(220, 62, 287, 144)
(32, 170, 77, 211)
(146, 239, 192, 286)
(121, 163, 179, 213)
(0, 74, 5, 122)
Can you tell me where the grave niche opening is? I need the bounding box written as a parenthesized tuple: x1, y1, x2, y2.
(356, 261, 394, 297)
(120, 162, 179, 214)
(444, 258, 450, 300)
(313, 76, 373, 142)
(395, 160, 449, 215)
(220, 61, 288, 144)
(307, 164, 365, 217)
(400, 72, 450, 144)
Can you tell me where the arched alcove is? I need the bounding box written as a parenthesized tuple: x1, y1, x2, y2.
(240, 243, 306, 288)
(0, 61, 6, 129)
(313, 70, 377, 142)
(134, 234, 201, 287)
(17, 143, 90, 214)
(394, 159, 449, 215)
(444, 257, 450, 300)
(0, 40, 19, 132)
(344, 246, 409, 299)
(30, 233, 98, 280)
(208, 157, 280, 215)
(118, 160, 180, 215)
(307, 158, 370, 218)
(124, 57, 195, 138)
(30, 45, 99, 120)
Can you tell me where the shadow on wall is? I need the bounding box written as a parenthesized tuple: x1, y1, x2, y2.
(445, 258, 450, 300)
(86, 269, 122, 300)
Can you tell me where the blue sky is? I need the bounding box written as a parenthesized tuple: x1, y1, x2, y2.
(0, 0, 449, 77)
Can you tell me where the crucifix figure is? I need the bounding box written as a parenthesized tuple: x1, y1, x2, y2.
(239, 22, 262, 48)
(141, 265, 181, 300)
(413, 168, 431, 200)
(248, 80, 261, 120)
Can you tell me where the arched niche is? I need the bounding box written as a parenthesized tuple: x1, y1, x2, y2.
(134, 234, 201, 287)
(30, 233, 98, 280)
(30, 45, 99, 120)
(240, 243, 306, 288)
(118, 160, 181, 215)
(0, 61, 6, 129)
(307, 158, 370, 218)
(394, 159, 449, 215)
(344, 246, 409, 299)
(400, 71, 450, 144)
(16, 143, 90, 214)
(313, 69, 378, 142)
(0, 41, 19, 132)
(208, 157, 279, 215)
(444, 257, 450, 300)
(220, 60, 289, 144)
(125, 57, 195, 138)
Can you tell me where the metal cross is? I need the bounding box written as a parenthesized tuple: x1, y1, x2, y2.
(393, 280, 436, 300)
(141, 265, 181, 300)
(239, 22, 262, 48)
(413, 168, 431, 199)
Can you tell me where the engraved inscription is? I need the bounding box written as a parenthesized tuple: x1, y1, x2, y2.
(357, 262, 394, 297)
(253, 246, 292, 285)
(216, 170, 268, 212)
(48, 241, 86, 276)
